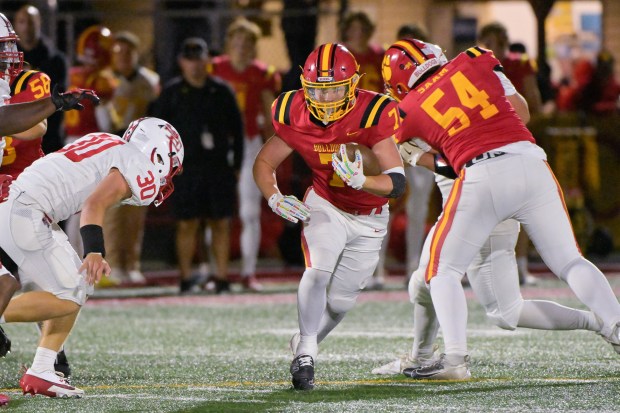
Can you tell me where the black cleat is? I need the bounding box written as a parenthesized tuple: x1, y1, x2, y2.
(54, 349, 72, 380)
(290, 354, 315, 390)
(0, 326, 10, 357)
(214, 279, 231, 294)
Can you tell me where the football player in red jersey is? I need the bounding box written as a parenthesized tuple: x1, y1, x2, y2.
(384, 39, 620, 379)
(372, 38, 608, 378)
(209, 18, 281, 292)
(253, 43, 404, 390)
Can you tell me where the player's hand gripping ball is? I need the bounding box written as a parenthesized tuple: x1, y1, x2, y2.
(332, 143, 380, 190)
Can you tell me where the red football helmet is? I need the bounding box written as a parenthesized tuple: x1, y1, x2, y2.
(0, 13, 23, 83)
(300, 43, 360, 123)
(76, 25, 113, 68)
(382, 38, 447, 102)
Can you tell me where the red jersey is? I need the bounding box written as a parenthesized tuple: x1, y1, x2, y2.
(1, 70, 51, 177)
(350, 44, 385, 93)
(272, 89, 399, 212)
(64, 66, 117, 137)
(209, 56, 281, 138)
(501, 55, 536, 94)
(397, 47, 535, 171)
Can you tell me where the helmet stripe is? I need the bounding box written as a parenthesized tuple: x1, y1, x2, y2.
(394, 40, 426, 65)
(319, 43, 331, 76)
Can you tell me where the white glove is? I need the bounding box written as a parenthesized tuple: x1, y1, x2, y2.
(398, 139, 430, 166)
(268, 193, 310, 223)
(332, 144, 366, 190)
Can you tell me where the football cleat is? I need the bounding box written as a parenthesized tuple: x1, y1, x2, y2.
(54, 350, 71, 380)
(0, 393, 8, 406)
(290, 354, 315, 390)
(372, 352, 438, 375)
(20, 368, 84, 398)
(241, 275, 263, 292)
(0, 325, 11, 357)
(598, 320, 620, 354)
(403, 353, 471, 380)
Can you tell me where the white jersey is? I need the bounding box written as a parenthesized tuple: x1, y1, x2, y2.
(12, 132, 161, 222)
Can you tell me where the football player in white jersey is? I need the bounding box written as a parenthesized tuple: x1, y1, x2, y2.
(0, 117, 183, 398)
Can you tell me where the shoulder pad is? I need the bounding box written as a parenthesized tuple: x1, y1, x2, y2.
(11, 70, 40, 95)
(465, 46, 488, 58)
(273, 90, 296, 125)
(359, 94, 392, 128)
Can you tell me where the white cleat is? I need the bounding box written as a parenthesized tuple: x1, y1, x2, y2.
(598, 321, 620, 354)
(372, 351, 440, 375)
(403, 353, 471, 380)
(20, 368, 84, 398)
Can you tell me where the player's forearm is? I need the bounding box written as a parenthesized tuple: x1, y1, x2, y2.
(0, 98, 56, 136)
(253, 157, 280, 200)
(11, 120, 47, 141)
(362, 173, 403, 198)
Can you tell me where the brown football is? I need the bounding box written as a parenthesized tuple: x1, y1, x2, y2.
(335, 143, 382, 176)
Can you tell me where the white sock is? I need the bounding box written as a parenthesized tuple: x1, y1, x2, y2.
(296, 334, 318, 360)
(429, 276, 468, 357)
(0, 315, 4, 323)
(30, 347, 57, 373)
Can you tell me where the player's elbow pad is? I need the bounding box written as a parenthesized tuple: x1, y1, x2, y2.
(434, 154, 458, 179)
(386, 171, 406, 198)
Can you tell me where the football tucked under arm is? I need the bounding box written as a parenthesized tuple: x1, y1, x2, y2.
(335, 143, 382, 176)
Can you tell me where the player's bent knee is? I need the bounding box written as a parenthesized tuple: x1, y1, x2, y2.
(327, 295, 357, 314)
(301, 267, 331, 288)
(409, 269, 430, 304)
(487, 313, 519, 330)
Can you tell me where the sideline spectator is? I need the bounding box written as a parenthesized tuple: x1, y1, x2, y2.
(102, 31, 160, 285)
(209, 18, 281, 292)
(149, 38, 243, 295)
(13, 4, 68, 154)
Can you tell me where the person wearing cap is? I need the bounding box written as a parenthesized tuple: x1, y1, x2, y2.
(149, 37, 244, 295)
(13, 4, 68, 155)
(101, 31, 160, 286)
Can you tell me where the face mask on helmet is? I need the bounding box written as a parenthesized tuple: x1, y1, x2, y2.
(0, 13, 23, 83)
(382, 38, 447, 102)
(300, 43, 360, 124)
(122, 117, 184, 207)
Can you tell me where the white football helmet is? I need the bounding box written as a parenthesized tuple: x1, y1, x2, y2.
(122, 117, 184, 207)
(0, 13, 23, 82)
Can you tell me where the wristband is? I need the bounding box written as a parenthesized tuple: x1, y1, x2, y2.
(80, 224, 106, 258)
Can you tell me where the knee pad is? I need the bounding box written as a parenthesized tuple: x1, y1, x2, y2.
(300, 267, 331, 289)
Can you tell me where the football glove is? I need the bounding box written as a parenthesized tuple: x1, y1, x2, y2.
(0, 174, 13, 203)
(51, 85, 100, 112)
(398, 139, 431, 166)
(332, 144, 366, 190)
(268, 193, 310, 224)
